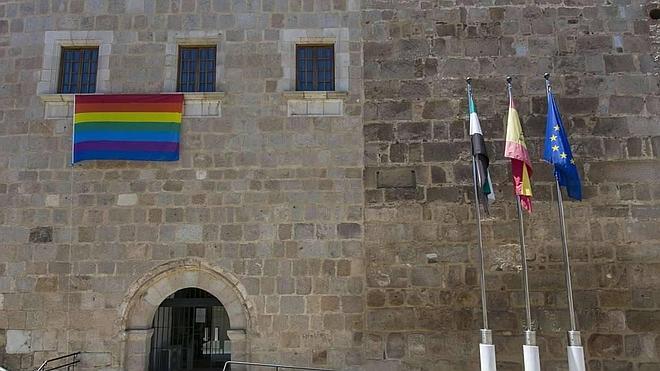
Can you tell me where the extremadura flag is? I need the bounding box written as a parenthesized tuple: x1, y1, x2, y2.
(468, 88, 495, 212)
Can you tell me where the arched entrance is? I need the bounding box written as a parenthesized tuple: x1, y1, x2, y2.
(149, 288, 231, 371)
(119, 258, 253, 371)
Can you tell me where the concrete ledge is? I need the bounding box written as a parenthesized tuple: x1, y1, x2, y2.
(39, 94, 74, 102)
(39, 93, 225, 119)
(182, 92, 225, 100)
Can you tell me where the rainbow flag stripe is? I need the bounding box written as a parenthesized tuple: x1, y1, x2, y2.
(73, 94, 183, 163)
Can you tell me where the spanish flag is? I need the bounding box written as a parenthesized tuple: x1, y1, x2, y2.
(504, 94, 533, 212)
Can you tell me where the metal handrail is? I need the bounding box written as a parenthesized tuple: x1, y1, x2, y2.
(35, 352, 80, 371)
(221, 361, 334, 371)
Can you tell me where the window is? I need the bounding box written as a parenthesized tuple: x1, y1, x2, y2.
(57, 47, 99, 94)
(296, 45, 335, 91)
(177, 46, 217, 92)
(651, 8, 660, 19)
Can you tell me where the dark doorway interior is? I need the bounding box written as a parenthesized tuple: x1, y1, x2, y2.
(149, 288, 231, 371)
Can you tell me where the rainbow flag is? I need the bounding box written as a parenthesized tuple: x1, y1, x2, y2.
(73, 94, 183, 163)
(504, 93, 533, 212)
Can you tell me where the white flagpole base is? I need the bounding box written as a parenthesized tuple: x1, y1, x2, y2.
(567, 345, 586, 371)
(523, 345, 541, 371)
(480, 343, 497, 371)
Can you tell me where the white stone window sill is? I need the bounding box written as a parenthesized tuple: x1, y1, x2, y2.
(180, 92, 225, 118)
(182, 92, 225, 100)
(284, 91, 348, 117)
(39, 93, 225, 119)
(40, 94, 75, 103)
(283, 91, 349, 100)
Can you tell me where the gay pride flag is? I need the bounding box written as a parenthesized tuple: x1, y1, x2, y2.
(504, 92, 533, 212)
(72, 94, 183, 163)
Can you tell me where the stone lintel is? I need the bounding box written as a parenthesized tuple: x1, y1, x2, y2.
(282, 91, 349, 100)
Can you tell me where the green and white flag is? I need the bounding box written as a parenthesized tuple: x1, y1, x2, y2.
(468, 91, 495, 212)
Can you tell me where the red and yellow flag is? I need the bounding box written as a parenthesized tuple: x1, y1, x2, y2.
(504, 96, 533, 212)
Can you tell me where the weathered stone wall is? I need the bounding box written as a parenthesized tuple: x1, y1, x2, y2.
(0, 1, 364, 370)
(2, 0, 660, 370)
(362, 0, 660, 370)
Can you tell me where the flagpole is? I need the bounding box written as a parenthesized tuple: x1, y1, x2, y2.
(507, 76, 540, 371)
(515, 195, 534, 335)
(545, 73, 585, 371)
(71, 95, 76, 165)
(467, 77, 496, 371)
(472, 158, 490, 332)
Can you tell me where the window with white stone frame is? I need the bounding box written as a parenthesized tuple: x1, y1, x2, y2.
(38, 31, 113, 119)
(164, 31, 225, 117)
(279, 28, 350, 117)
(39, 31, 113, 96)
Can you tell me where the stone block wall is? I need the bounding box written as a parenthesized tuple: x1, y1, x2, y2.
(0, 0, 659, 370)
(362, 0, 660, 370)
(0, 1, 364, 370)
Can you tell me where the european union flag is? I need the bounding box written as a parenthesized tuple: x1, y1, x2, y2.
(543, 89, 582, 200)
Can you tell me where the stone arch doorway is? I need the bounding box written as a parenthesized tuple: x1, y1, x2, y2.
(119, 258, 252, 371)
(149, 288, 231, 371)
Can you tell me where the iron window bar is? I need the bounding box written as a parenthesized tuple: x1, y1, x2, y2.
(35, 352, 80, 371)
(177, 46, 217, 92)
(57, 47, 99, 94)
(222, 361, 334, 371)
(295, 45, 335, 92)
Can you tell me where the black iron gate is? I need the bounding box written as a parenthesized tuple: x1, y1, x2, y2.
(149, 288, 231, 371)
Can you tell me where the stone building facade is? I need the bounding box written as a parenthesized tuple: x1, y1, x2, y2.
(0, 0, 658, 371)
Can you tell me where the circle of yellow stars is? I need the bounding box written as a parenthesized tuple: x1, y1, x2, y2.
(550, 125, 575, 164)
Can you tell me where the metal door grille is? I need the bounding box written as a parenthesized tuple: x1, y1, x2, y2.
(149, 288, 231, 371)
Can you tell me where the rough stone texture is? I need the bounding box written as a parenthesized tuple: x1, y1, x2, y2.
(0, 0, 659, 370)
(0, 1, 363, 370)
(28, 227, 53, 244)
(363, 0, 660, 370)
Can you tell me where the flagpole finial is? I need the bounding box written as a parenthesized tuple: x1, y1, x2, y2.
(544, 73, 552, 92)
(466, 77, 472, 85)
(506, 76, 512, 84)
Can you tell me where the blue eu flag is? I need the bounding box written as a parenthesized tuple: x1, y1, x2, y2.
(543, 89, 582, 200)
